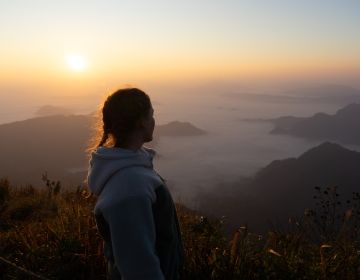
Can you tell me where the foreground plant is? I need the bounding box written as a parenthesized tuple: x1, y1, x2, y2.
(0, 179, 359, 279)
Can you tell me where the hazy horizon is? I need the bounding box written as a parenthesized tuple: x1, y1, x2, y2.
(1, 0, 359, 105)
(2, 83, 360, 210)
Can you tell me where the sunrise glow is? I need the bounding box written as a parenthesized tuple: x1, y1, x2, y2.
(65, 54, 88, 72)
(0, 0, 358, 94)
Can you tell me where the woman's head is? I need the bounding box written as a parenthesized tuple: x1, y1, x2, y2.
(94, 88, 155, 149)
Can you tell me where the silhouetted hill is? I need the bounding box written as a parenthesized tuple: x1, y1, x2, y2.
(0, 115, 206, 185)
(252, 142, 360, 219)
(155, 121, 206, 136)
(0, 115, 93, 186)
(197, 142, 360, 231)
(267, 116, 306, 132)
(224, 85, 360, 105)
(270, 103, 360, 144)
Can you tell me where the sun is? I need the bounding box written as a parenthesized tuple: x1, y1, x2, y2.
(65, 54, 88, 72)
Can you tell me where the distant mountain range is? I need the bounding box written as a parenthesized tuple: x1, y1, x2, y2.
(250, 142, 360, 221)
(197, 142, 360, 232)
(0, 114, 206, 185)
(155, 121, 206, 136)
(269, 103, 360, 145)
(224, 85, 360, 105)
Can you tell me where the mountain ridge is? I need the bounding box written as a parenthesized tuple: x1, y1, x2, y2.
(197, 141, 360, 231)
(0, 114, 206, 185)
(269, 103, 360, 144)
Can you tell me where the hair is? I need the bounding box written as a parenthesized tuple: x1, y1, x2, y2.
(88, 88, 152, 153)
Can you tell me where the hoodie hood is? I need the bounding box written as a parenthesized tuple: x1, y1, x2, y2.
(87, 146, 156, 196)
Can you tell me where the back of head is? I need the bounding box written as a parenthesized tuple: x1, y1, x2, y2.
(89, 88, 152, 152)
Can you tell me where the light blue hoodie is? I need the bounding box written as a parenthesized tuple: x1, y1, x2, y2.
(87, 146, 184, 280)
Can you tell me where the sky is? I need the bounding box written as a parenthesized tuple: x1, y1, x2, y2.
(0, 0, 360, 98)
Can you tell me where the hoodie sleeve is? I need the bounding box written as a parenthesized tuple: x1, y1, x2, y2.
(102, 194, 165, 280)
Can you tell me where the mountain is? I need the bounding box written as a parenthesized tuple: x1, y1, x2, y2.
(0, 114, 206, 186)
(154, 121, 206, 136)
(197, 142, 360, 232)
(222, 92, 310, 104)
(251, 142, 360, 220)
(224, 85, 360, 105)
(0, 115, 92, 186)
(270, 103, 360, 145)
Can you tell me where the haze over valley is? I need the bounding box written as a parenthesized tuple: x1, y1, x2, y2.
(2, 83, 360, 231)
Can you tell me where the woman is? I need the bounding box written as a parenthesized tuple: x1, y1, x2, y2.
(87, 88, 184, 280)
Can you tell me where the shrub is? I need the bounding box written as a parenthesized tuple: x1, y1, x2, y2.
(0, 180, 359, 279)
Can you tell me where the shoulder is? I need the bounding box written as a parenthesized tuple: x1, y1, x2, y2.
(142, 146, 156, 157)
(117, 166, 163, 187)
(99, 166, 163, 205)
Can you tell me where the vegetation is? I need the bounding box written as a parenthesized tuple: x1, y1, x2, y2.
(0, 177, 359, 279)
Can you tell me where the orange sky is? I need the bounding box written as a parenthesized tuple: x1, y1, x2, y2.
(1, 0, 360, 96)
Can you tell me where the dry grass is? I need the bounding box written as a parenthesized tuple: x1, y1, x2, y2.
(0, 178, 359, 279)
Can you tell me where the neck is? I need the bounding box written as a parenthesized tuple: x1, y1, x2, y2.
(115, 137, 144, 151)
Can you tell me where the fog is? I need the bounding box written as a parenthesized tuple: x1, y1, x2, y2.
(150, 90, 346, 208)
(2, 83, 360, 213)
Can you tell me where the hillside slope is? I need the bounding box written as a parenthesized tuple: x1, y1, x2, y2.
(197, 142, 360, 230)
(270, 103, 360, 144)
(0, 115, 206, 185)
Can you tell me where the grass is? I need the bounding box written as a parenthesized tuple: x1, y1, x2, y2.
(0, 177, 359, 279)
